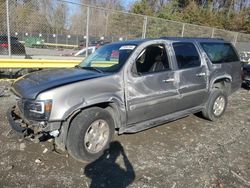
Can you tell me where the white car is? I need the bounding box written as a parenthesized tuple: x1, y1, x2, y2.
(239, 51, 250, 64)
(74, 46, 96, 57)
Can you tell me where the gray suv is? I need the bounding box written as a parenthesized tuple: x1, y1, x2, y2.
(8, 37, 242, 162)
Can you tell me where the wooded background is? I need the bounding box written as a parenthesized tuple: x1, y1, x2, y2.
(132, 0, 250, 34)
(0, 0, 249, 44)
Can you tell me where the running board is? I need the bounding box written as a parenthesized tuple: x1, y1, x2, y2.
(119, 106, 203, 134)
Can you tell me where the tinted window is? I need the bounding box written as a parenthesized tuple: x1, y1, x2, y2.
(200, 42, 239, 64)
(173, 43, 201, 69)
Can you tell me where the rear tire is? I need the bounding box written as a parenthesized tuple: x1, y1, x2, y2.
(66, 107, 115, 162)
(202, 89, 228, 121)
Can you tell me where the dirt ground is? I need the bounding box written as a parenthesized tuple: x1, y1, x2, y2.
(0, 80, 249, 188)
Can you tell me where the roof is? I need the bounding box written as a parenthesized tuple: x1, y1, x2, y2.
(109, 37, 226, 46)
(110, 38, 151, 46)
(161, 37, 225, 43)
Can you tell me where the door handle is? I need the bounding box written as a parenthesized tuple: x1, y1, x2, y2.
(196, 72, 206, 77)
(162, 78, 175, 83)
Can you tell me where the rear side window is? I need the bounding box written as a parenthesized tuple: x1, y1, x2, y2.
(173, 42, 201, 69)
(200, 42, 239, 64)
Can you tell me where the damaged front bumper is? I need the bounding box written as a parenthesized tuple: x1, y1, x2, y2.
(243, 77, 250, 87)
(7, 105, 61, 142)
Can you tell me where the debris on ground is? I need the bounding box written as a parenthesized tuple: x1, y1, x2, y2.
(0, 80, 249, 187)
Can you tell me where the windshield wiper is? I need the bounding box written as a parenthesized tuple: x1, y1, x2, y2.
(75, 65, 103, 73)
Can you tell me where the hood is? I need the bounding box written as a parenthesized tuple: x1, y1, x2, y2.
(12, 68, 106, 99)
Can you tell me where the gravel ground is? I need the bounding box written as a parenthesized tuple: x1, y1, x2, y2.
(0, 80, 249, 188)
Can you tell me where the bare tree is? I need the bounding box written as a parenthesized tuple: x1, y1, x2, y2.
(53, 2, 68, 33)
(0, 0, 6, 34)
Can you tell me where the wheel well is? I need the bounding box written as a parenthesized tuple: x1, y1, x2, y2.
(212, 78, 231, 95)
(58, 102, 121, 151)
(99, 102, 121, 129)
(78, 102, 121, 129)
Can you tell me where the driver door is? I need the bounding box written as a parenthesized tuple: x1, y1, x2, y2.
(125, 42, 180, 125)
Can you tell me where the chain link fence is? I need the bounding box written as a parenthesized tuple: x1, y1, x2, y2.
(1, 0, 250, 60)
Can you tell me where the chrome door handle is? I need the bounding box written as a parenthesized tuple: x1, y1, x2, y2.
(196, 72, 206, 77)
(162, 78, 175, 83)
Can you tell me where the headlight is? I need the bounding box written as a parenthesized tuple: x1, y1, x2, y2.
(24, 100, 52, 121)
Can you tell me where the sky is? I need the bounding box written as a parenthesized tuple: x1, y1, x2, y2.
(122, 0, 136, 10)
(65, 0, 136, 9)
(66, 0, 136, 18)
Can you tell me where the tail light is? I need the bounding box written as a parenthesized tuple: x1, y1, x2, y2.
(0, 43, 8, 48)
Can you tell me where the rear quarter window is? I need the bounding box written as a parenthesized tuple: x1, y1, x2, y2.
(200, 42, 239, 64)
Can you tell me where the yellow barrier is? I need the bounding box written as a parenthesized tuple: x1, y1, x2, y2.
(0, 79, 15, 81)
(0, 59, 81, 68)
(43, 43, 78, 48)
(20, 41, 78, 48)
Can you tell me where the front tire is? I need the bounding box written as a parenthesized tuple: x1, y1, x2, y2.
(66, 107, 115, 162)
(202, 89, 228, 121)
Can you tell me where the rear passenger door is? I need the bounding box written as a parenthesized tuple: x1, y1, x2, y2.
(172, 42, 208, 110)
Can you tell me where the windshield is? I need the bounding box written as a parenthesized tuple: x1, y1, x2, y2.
(78, 43, 137, 73)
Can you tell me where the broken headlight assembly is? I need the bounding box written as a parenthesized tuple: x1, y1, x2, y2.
(23, 100, 52, 121)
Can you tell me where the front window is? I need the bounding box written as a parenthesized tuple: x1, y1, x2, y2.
(78, 43, 137, 73)
(135, 44, 170, 75)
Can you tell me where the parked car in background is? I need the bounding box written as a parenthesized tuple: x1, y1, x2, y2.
(74, 46, 96, 57)
(60, 46, 96, 57)
(239, 51, 250, 64)
(79, 39, 110, 49)
(67, 41, 111, 57)
(242, 64, 250, 88)
(0, 35, 26, 55)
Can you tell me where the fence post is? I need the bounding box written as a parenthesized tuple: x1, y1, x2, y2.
(85, 6, 90, 57)
(142, 16, 148, 39)
(233, 32, 238, 46)
(211, 28, 215, 38)
(181, 23, 185, 37)
(105, 12, 109, 37)
(6, 0, 11, 58)
(56, 29, 58, 48)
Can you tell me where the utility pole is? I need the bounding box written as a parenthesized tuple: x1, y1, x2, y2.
(6, 0, 11, 58)
(85, 6, 90, 57)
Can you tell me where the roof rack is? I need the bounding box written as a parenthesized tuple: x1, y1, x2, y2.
(160, 37, 224, 41)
